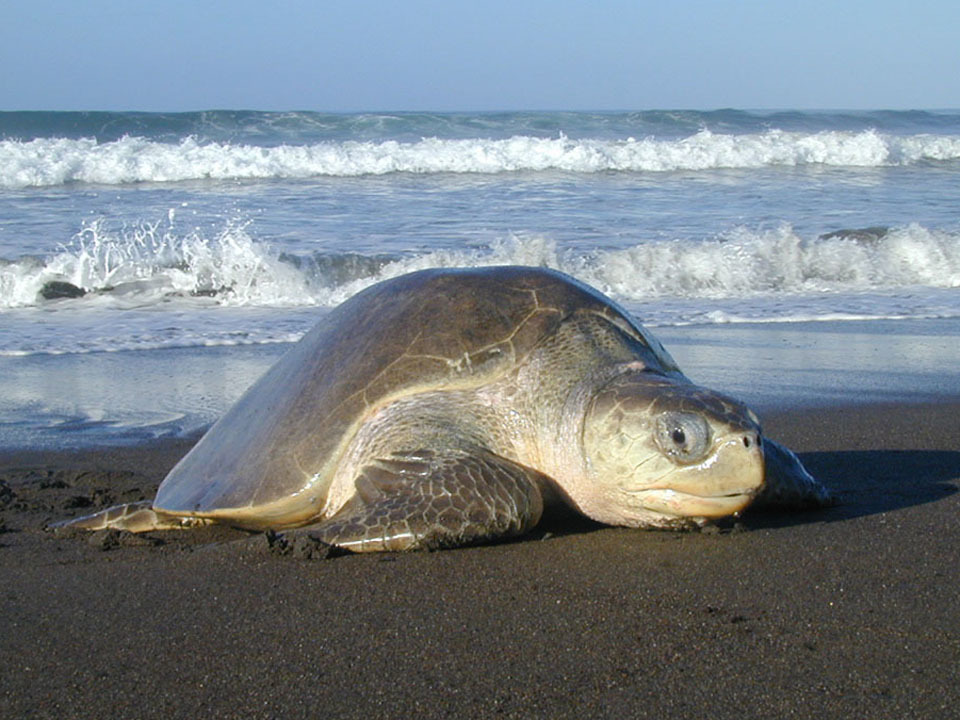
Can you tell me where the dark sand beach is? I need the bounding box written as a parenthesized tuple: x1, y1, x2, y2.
(2, 399, 959, 719)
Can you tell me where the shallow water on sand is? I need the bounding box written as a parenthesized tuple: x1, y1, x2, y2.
(2, 317, 958, 449)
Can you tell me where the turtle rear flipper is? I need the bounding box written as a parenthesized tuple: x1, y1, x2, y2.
(297, 449, 545, 552)
(51, 501, 211, 533)
(755, 438, 835, 510)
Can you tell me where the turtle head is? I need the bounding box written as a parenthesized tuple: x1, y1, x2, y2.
(578, 371, 764, 529)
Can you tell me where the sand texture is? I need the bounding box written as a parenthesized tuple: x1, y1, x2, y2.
(2, 402, 959, 719)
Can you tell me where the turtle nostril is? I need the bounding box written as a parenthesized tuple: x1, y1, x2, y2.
(743, 435, 753, 449)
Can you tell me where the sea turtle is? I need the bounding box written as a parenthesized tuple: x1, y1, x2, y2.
(57, 266, 831, 552)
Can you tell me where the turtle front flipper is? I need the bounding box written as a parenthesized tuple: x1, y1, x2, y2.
(754, 438, 835, 510)
(298, 449, 546, 552)
(51, 501, 212, 533)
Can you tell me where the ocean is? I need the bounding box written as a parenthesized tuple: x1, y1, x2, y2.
(1, 109, 959, 448)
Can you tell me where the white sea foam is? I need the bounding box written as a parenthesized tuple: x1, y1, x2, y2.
(3, 130, 960, 188)
(580, 224, 960, 300)
(3, 220, 958, 315)
(2, 223, 959, 358)
(0, 218, 309, 309)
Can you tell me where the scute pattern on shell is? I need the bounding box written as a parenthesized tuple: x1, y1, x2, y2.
(155, 267, 674, 515)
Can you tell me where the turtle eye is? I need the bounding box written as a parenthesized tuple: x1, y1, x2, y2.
(655, 412, 711, 464)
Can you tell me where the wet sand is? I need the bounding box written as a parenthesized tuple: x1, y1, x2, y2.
(2, 401, 959, 719)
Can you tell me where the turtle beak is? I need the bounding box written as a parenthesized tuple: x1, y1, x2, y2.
(640, 429, 765, 519)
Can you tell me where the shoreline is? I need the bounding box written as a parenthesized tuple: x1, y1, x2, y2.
(2, 398, 959, 718)
(3, 315, 959, 451)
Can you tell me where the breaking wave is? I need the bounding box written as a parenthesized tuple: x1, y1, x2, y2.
(3, 219, 958, 311)
(3, 129, 960, 188)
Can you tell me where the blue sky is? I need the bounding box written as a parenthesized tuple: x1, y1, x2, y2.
(3, 0, 958, 111)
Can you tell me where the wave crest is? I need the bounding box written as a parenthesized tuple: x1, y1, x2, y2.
(0, 218, 309, 308)
(3, 130, 960, 188)
(585, 224, 960, 300)
(3, 220, 958, 312)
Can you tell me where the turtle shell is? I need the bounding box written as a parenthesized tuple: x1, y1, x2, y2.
(154, 266, 679, 521)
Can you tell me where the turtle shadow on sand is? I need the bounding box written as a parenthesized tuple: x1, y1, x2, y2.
(744, 449, 960, 529)
(229, 447, 960, 550)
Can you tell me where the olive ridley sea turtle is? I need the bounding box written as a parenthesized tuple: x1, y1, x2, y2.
(58, 266, 831, 552)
